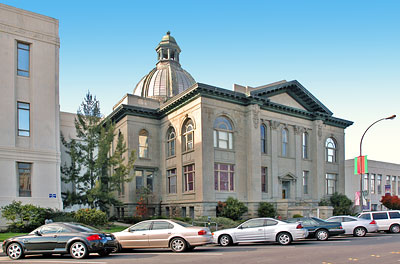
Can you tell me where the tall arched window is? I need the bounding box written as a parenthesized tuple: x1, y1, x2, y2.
(282, 128, 288, 157)
(138, 129, 149, 158)
(182, 119, 194, 152)
(166, 127, 176, 157)
(213, 116, 233, 149)
(302, 132, 309, 159)
(260, 124, 267, 154)
(325, 137, 337, 163)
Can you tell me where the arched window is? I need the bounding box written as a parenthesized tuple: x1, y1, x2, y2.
(325, 137, 336, 163)
(182, 119, 194, 152)
(282, 128, 288, 157)
(166, 127, 176, 157)
(213, 116, 233, 149)
(138, 129, 149, 158)
(302, 132, 309, 159)
(260, 124, 267, 154)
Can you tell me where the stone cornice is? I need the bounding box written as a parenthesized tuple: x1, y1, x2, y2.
(0, 22, 60, 46)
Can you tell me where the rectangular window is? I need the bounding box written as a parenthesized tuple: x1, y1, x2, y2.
(377, 174, 382, 194)
(189, 206, 195, 219)
(17, 102, 30, 136)
(17, 42, 30, 77)
(183, 164, 195, 192)
(370, 174, 375, 194)
(363, 174, 369, 191)
(181, 207, 187, 217)
(146, 171, 153, 191)
(214, 163, 234, 191)
(326, 173, 337, 195)
(398, 179, 400, 195)
(261, 167, 267, 193)
(138, 134, 148, 158)
(302, 133, 308, 159)
(135, 170, 143, 190)
(18, 162, 32, 197)
(303, 171, 309, 194)
(392, 176, 397, 195)
(167, 168, 177, 194)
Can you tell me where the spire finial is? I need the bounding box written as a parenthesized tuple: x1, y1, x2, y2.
(167, 31, 170, 35)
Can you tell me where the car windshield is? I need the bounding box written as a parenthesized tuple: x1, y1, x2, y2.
(170, 220, 192, 227)
(312, 217, 326, 223)
(64, 223, 101, 233)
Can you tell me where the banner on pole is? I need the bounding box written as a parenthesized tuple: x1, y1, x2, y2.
(354, 191, 360, 206)
(354, 155, 368, 174)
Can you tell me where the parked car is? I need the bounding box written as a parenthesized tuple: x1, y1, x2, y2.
(326, 215, 378, 237)
(358, 210, 400, 233)
(212, 217, 308, 246)
(2, 222, 118, 260)
(112, 219, 212, 252)
(287, 217, 345, 241)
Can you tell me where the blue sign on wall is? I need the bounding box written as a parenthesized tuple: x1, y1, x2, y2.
(48, 193, 57, 198)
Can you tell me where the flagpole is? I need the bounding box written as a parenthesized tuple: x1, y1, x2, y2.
(359, 115, 396, 212)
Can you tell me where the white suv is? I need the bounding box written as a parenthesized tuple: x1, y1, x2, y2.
(358, 210, 400, 233)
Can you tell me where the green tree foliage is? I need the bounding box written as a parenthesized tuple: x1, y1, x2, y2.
(74, 208, 108, 226)
(257, 202, 277, 218)
(61, 91, 135, 215)
(218, 197, 248, 221)
(381, 195, 400, 210)
(329, 192, 353, 215)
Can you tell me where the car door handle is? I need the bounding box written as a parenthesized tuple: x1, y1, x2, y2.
(258, 229, 263, 231)
(168, 232, 171, 234)
(23, 239, 28, 243)
(142, 234, 147, 235)
(53, 235, 58, 238)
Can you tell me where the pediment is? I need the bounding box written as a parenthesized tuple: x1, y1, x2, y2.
(268, 93, 307, 111)
(278, 172, 297, 181)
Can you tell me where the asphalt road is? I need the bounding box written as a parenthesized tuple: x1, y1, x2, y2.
(1, 232, 399, 264)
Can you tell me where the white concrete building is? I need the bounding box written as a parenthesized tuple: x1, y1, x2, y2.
(0, 4, 62, 227)
(345, 159, 400, 211)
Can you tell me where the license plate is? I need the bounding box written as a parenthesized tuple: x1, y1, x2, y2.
(106, 237, 112, 240)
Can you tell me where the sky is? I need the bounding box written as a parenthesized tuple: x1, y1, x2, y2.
(3, 0, 400, 164)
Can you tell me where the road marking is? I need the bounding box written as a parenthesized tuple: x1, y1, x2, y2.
(0, 261, 107, 264)
(326, 240, 351, 243)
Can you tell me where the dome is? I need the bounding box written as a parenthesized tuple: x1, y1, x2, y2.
(133, 32, 196, 101)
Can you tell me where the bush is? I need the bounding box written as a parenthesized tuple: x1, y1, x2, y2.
(195, 216, 240, 231)
(330, 192, 353, 215)
(218, 197, 248, 221)
(292, 214, 303, 218)
(1, 201, 54, 232)
(257, 202, 276, 218)
(381, 195, 400, 210)
(318, 198, 331, 206)
(74, 208, 108, 226)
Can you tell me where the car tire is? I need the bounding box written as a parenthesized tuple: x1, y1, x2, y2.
(70, 241, 89, 259)
(7, 242, 24, 260)
(389, 224, 400, 233)
(353, 226, 367, 237)
(170, 237, 187, 253)
(219, 234, 233, 247)
(277, 232, 292, 245)
(315, 229, 329, 241)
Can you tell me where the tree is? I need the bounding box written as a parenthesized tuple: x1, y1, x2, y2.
(218, 197, 248, 221)
(329, 192, 353, 215)
(381, 195, 400, 210)
(61, 91, 134, 215)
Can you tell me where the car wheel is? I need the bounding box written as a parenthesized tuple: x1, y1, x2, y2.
(390, 224, 400, 233)
(98, 250, 111, 257)
(219, 234, 233, 247)
(170, 237, 187, 253)
(316, 229, 329, 241)
(353, 227, 367, 237)
(277, 232, 292, 245)
(7, 243, 24, 260)
(70, 241, 89, 259)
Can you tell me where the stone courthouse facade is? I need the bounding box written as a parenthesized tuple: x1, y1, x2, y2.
(107, 32, 353, 218)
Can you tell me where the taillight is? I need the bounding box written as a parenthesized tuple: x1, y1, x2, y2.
(198, 230, 207, 235)
(87, 234, 101, 241)
(370, 220, 376, 225)
(296, 224, 303, 229)
(339, 226, 343, 229)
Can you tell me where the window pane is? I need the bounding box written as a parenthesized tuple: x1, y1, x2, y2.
(214, 130, 217, 147)
(214, 171, 219, 190)
(146, 172, 153, 191)
(230, 172, 234, 191)
(228, 133, 233, 149)
(18, 162, 31, 197)
(17, 43, 30, 77)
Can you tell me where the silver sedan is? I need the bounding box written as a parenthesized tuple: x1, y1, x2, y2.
(212, 218, 308, 246)
(326, 215, 378, 237)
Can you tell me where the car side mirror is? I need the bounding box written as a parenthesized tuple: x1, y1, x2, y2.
(34, 230, 42, 236)
(129, 228, 135, 232)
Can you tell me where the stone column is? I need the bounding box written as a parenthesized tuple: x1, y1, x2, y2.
(270, 120, 280, 199)
(294, 126, 302, 199)
(312, 120, 325, 200)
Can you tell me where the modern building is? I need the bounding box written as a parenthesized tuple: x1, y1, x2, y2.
(107, 32, 353, 218)
(345, 159, 400, 211)
(0, 4, 62, 227)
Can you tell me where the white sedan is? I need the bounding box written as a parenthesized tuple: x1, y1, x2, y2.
(212, 218, 308, 246)
(326, 215, 378, 237)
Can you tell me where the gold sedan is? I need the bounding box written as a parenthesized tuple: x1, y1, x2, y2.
(113, 219, 212, 252)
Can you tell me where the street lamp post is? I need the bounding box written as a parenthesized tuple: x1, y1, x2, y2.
(359, 115, 396, 212)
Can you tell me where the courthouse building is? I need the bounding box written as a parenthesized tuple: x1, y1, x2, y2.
(0, 3, 63, 228)
(107, 32, 353, 218)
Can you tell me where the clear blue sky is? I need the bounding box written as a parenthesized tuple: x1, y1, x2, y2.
(3, 0, 400, 163)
